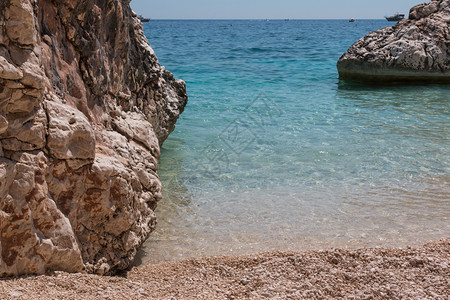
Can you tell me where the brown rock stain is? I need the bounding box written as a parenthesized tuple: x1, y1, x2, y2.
(83, 188, 105, 214)
(1, 229, 33, 267)
(1, 0, 187, 276)
(54, 190, 74, 216)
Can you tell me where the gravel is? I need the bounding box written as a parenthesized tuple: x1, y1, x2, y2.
(1, 239, 448, 299)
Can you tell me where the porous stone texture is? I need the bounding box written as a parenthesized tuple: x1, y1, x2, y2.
(0, 0, 187, 276)
(338, 0, 450, 82)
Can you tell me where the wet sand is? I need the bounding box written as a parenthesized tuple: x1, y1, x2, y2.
(1, 239, 448, 299)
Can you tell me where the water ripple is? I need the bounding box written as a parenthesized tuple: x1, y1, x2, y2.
(138, 20, 450, 264)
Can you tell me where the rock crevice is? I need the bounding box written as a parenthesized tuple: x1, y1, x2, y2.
(0, 0, 187, 276)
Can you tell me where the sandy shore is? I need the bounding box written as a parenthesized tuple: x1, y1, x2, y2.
(1, 239, 448, 299)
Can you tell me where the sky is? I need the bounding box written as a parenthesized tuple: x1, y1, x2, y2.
(130, 0, 426, 20)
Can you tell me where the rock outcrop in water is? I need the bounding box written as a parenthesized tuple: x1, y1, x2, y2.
(338, 0, 450, 82)
(0, 0, 187, 276)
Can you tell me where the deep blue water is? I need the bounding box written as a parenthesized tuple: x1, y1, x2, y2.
(139, 20, 450, 264)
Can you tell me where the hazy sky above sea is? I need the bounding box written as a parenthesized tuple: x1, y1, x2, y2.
(130, 0, 424, 19)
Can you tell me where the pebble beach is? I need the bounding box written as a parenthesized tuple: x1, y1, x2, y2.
(1, 239, 448, 299)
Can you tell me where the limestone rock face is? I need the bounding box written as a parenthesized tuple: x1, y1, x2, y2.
(337, 0, 450, 82)
(0, 0, 187, 276)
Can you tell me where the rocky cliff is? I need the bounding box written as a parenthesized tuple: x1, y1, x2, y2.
(0, 0, 187, 276)
(338, 0, 450, 82)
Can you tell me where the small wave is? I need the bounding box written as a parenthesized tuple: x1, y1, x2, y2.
(248, 47, 272, 53)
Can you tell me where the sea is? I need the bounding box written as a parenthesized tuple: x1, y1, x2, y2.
(136, 19, 450, 265)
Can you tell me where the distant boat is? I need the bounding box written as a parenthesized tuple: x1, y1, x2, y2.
(349, 18, 355, 23)
(385, 13, 405, 22)
(285, 19, 290, 21)
(138, 15, 150, 22)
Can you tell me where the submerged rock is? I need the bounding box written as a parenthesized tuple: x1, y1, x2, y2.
(0, 0, 187, 276)
(337, 0, 450, 82)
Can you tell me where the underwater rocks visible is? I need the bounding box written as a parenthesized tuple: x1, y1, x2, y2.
(0, 0, 187, 276)
(338, 0, 450, 82)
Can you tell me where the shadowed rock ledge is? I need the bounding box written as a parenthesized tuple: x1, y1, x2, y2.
(338, 0, 450, 82)
(0, 0, 187, 276)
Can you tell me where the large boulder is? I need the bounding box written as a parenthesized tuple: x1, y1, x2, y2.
(337, 0, 450, 82)
(0, 0, 187, 276)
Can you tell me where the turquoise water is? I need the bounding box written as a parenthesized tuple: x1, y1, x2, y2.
(138, 20, 450, 264)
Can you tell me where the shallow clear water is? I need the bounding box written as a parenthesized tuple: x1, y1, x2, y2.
(137, 20, 450, 265)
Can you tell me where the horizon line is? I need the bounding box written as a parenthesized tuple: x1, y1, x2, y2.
(141, 18, 390, 21)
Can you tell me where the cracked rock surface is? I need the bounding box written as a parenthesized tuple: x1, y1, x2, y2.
(338, 0, 450, 82)
(0, 0, 187, 276)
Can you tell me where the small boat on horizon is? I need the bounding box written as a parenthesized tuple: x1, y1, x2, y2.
(385, 13, 405, 22)
(138, 15, 150, 22)
(349, 18, 355, 23)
